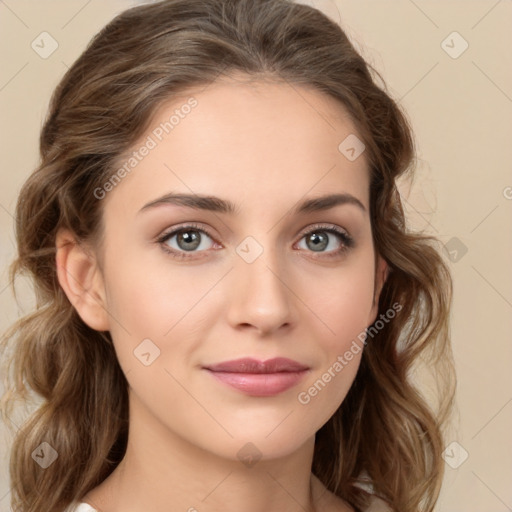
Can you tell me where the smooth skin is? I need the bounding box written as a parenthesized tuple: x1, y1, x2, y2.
(56, 73, 388, 512)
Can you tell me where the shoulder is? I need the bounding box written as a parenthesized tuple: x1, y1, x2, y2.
(311, 474, 392, 512)
(365, 495, 393, 512)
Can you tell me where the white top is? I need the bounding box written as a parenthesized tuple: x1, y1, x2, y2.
(67, 504, 98, 512)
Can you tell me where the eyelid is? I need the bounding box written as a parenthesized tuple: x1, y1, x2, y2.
(296, 222, 351, 239)
(158, 221, 214, 235)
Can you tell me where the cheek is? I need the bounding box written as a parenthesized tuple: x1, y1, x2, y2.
(294, 267, 373, 427)
(103, 234, 187, 325)
(101, 242, 220, 370)
(329, 279, 374, 347)
(299, 259, 376, 348)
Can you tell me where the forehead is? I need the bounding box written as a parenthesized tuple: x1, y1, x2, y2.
(103, 75, 370, 217)
(169, 74, 362, 152)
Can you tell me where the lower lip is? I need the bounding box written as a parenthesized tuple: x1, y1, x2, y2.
(205, 370, 308, 396)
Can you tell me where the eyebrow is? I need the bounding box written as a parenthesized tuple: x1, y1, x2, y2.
(138, 192, 366, 215)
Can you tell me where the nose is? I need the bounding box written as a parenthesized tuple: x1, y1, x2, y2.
(226, 247, 296, 337)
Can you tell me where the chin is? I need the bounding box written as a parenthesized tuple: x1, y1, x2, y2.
(194, 425, 314, 464)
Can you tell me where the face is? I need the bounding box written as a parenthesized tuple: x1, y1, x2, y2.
(80, 76, 386, 461)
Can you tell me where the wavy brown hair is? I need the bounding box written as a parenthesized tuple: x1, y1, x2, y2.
(0, 0, 456, 511)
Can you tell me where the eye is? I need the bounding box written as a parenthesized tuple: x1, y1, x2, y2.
(156, 223, 218, 259)
(296, 224, 354, 258)
(156, 222, 354, 260)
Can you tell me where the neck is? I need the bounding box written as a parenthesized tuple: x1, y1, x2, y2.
(82, 391, 331, 512)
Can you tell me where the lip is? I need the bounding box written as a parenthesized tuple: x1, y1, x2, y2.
(203, 357, 310, 397)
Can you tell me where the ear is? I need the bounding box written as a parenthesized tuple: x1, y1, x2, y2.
(55, 228, 110, 331)
(368, 255, 389, 323)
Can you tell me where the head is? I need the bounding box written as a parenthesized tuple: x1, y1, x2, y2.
(0, 1, 455, 511)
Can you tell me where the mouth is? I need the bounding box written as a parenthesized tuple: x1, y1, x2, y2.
(202, 357, 310, 397)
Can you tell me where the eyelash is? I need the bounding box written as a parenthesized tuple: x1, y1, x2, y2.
(156, 222, 354, 260)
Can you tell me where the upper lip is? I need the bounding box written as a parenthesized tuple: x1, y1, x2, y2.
(203, 357, 309, 373)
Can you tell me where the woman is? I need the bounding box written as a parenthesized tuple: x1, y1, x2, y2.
(0, 0, 455, 511)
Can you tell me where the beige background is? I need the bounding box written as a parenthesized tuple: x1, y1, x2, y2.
(1, 1, 511, 510)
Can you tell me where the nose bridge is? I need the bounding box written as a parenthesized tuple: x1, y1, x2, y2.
(227, 234, 294, 333)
